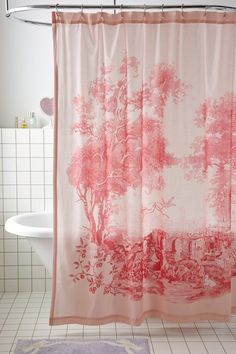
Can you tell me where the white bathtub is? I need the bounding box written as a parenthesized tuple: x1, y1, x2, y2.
(5, 212, 53, 274)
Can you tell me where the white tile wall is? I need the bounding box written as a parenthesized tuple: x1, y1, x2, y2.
(0, 129, 53, 292)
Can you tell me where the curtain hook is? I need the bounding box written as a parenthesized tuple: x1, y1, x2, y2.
(55, 3, 60, 18)
(181, 3, 184, 17)
(100, 4, 104, 21)
(120, 4, 124, 20)
(204, 5, 208, 16)
(79, 4, 84, 21)
(161, 4, 165, 18)
(223, 7, 227, 17)
(144, 4, 146, 21)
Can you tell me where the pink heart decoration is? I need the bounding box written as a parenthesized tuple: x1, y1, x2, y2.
(40, 97, 54, 116)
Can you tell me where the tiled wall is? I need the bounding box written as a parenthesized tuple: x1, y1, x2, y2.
(0, 129, 53, 292)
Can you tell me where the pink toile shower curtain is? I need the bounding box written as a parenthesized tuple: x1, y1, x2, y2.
(50, 10, 236, 326)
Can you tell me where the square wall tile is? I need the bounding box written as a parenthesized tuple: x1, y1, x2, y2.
(3, 172, 16, 185)
(44, 158, 53, 171)
(19, 279, 31, 292)
(43, 129, 53, 143)
(17, 172, 30, 185)
(18, 253, 31, 266)
(44, 144, 53, 158)
(32, 199, 44, 212)
(31, 186, 44, 199)
(32, 279, 45, 292)
(5, 266, 17, 279)
(44, 186, 52, 198)
(45, 172, 52, 185)
(0, 253, 3, 266)
(31, 158, 44, 171)
(5, 279, 18, 292)
(18, 239, 31, 252)
(17, 145, 30, 158)
(17, 186, 30, 199)
(31, 172, 44, 185)
(32, 266, 46, 279)
(31, 144, 44, 157)
(2, 129, 15, 144)
(16, 130, 29, 144)
(5, 253, 17, 266)
(4, 239, 17, 252)
(32, 252, 43, 266)
(3, 199, 17, 212)
(30, 130, 43, 144)
(3, 158, 16, 171)
(2, 144, 16, 158)
(45, 199, 53, 211)
(0, 239, 3, 253)
(19, 266, 31, 279)
(3, 185, 17, 199)
(18, 199, 31, 213)
(0, 265, 4, 278)
(17, 158, 30, 171)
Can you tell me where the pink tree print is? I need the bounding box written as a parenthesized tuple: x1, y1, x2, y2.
(182, 93, 236, 223)
(67, 56, 188, 245)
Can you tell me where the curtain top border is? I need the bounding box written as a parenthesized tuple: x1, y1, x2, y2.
(52, 11, 236, 25)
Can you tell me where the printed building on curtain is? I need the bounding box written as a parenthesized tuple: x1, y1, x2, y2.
(50, 10, 236, 325)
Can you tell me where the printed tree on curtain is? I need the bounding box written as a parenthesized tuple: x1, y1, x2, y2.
(67, 57, 187, 245)
(182, 93, 236, 224)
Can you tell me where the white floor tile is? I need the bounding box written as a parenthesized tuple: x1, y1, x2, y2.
(204, 341, 226, 354)
(152, 341, 172, 354)
(186, 342, 208, 354)
(221, 341, 236, 354)
(169, 341, 190, 354)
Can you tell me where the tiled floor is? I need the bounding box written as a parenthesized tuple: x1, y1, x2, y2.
(0, 292, 236, 354)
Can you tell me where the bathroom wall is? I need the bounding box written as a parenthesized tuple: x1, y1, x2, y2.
(0, 128, 53, 292)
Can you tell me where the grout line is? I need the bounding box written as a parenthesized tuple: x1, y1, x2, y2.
(208, 321, 227, 354)
(15, 129, 19, 292)
(146, 319, 158, 354)
(43, 130, 47, 292)
(178, 324, 191, 354)
(29, 131, 33, 293)
(31, 291, 47, 338)
(226, 320, 236, 340)
(9, 292, 33, 352)
(193, 321, 210, 354)
(0, 129, 6, 293)
(0, 292, 20, 353)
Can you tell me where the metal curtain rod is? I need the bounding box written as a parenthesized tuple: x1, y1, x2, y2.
(5, 2, 236, 26)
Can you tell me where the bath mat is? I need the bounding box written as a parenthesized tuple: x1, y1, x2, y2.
(14, 338, 150, 354)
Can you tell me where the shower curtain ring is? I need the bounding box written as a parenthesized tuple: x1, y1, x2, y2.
(143, 4, 147, 20)
(55, 3, 60, 18)
(181, 4, 184, 17)
(79, 4, 84, 21)
(161, 4, 165, 18)
(223, 7, 227, 17)
(120, 4, 124, 19)
(204, 6, 208, 16)
(100, 4, 104, 21)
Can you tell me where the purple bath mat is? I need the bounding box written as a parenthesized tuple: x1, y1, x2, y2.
(14, 338, 150, 354)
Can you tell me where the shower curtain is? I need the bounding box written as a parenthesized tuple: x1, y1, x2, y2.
(50, 10, 236, 325)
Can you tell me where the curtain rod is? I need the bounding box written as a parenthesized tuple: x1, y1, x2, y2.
(5, 3, 236, 26)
